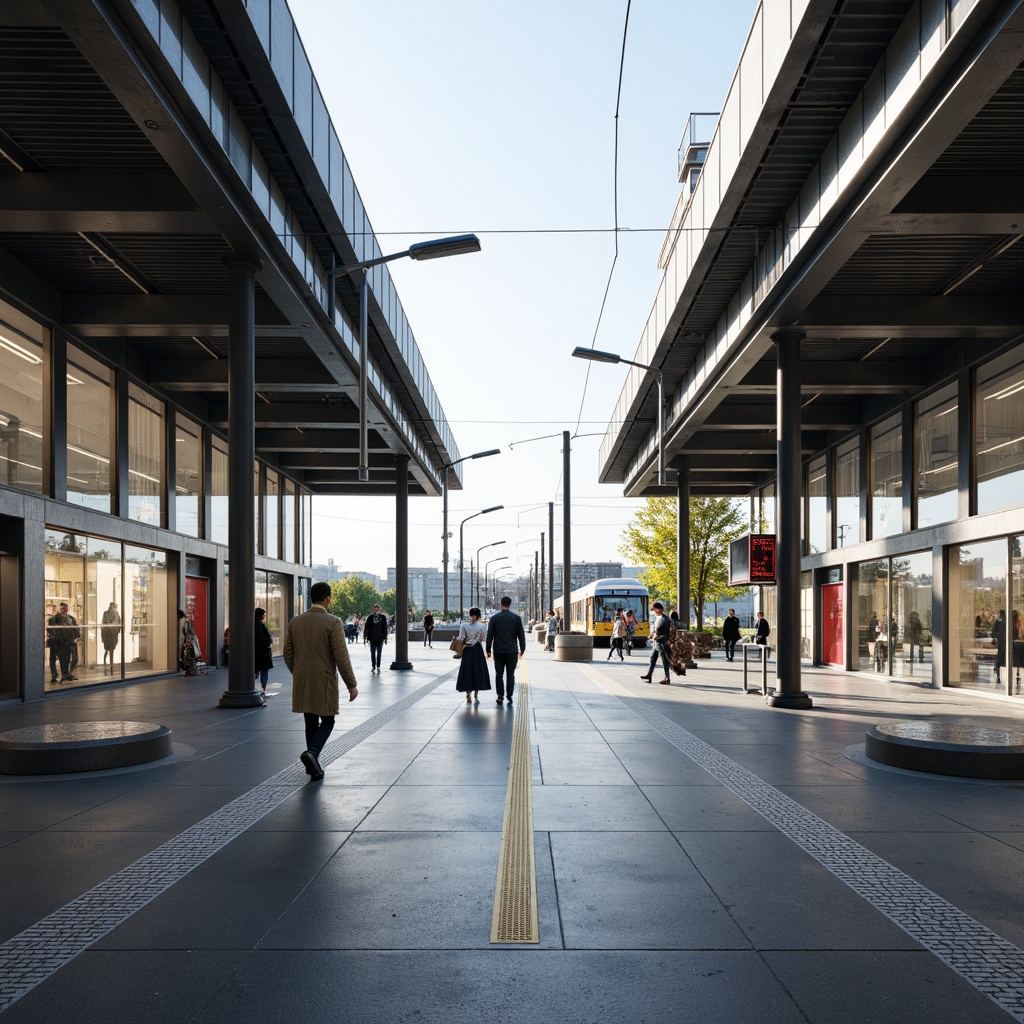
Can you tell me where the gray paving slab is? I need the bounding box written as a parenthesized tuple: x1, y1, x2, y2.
(535, 742, 636, 786)
(640, 784, 776, 832)
(395, 740, 512, 784)
(0, 782, 140, 829)
(678, 831, 922, 951)
(258, 831, 502, 949)
(249, 785, 389, 832)
(356, 784, 508, 830)
(532, 785, 668, 831)
(315, 742, 426, 786)
(550, 832, 751, 949)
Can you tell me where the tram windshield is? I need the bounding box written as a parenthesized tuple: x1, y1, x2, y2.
(594, 595, 647, 622)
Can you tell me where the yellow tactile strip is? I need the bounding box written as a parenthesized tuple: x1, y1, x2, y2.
(489, 660, 539, 943)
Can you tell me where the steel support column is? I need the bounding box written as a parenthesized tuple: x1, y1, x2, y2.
(219, 254, 265, 709)
(677, 459, 690, 629)
(561, 431, 571, 626)
(391, 454, 412, 670)
(768, 331, 812, 709)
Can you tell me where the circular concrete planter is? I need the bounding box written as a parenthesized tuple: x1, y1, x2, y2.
(0, 721, 172, 775)
(534, 625, 547, 645)
(555, 633, 593, 662)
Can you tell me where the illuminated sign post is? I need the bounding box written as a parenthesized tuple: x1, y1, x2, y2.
(729, 534, 777, 586)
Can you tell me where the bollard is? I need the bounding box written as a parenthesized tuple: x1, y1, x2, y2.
(555, 633, 593, 662)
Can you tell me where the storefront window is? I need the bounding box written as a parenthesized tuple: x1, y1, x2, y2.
(123, 545, 171, 679)
(949, 539, 1006, 692)
(806, 455, 827, 554)
(254, 460, 261, 552)
(210, 436, 228, 545)
(128, 383, 165, 526)
(916, 383, 958, 529)
(835, 438, 860, 547)
(0, 303, 46, 494)
(175, 413, 202, 538)
(265, 468, 279, 560)
(282, 477, 295, 562)
(800, 571, 813, 662)
(976, 350, 1024, 516)
(67, 346, 115, 513)
(1012, 536, 1024, 697)
(759, 485, 775, 534)
(870, 414, 902, 539)
(857, 560, 889, 673)
(301, 490, 312, 566)
(892, 551, 933, 680)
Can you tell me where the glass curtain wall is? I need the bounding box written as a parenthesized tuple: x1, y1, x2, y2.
(256, 569, 288, 656)
(871, 414, 902, 540)
(175, 413, 202, 538)
(800, 571, 813, 661)
(265, 469, 279, 560)
(282, 477, 295, 562)
(949, 539, 1006, 691)
(44, 530, 173, 690)
(856, 553, 933, 678)
(835, 438, 860, 547)
(210, 436, 229, 545)
(807, 455, 827, 554)
(67, 346, 115, 512)
(857, 559, 889, 672)
(128, 383, 165, 526)
(0, 302, 45, 493)
(976, 351, 1024, 515)
(1012, 536, 1024, 697)
(916, 383, 958, 529)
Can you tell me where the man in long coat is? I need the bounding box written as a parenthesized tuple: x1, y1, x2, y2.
(284, 581, 358, 780)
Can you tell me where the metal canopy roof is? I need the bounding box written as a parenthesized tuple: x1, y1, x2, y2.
(0, 0, 460, 498)
(600, 0, 1024, 498)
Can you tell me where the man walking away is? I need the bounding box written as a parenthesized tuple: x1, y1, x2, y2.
(363, 603, 389, 673)
(486, 595, 526, 704)
(284, 581, 358, 781)
(722, 608, 740, 662)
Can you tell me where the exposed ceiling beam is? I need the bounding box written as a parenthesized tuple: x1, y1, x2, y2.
(63, 293, 288, 335)
(149, 358, 335, 391)
(208, 400, 359, 429)
(256, 428, 386, 452)
(728, 362, 927, 394)
(703, 401, 862, 431)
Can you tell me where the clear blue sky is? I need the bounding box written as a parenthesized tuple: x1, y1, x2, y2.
(288, 0, 758, 579)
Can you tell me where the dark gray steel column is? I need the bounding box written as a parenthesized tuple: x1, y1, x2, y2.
(390, 454, 412, 670)
(768, 331, 812, 708)
(548, 502, 555, 619)
(561, 431, 571, 625)
(219, 254, 264, 709)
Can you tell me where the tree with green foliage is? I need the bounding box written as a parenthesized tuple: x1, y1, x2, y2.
(329, 575, 381, 621)
(620, 496, 748, 628)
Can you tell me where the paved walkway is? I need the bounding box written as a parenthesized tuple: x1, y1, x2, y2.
(1, 641, 1024, 1023)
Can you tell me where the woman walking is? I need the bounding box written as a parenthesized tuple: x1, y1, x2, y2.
(607, 610, 625, 661)
(255, 607, 274, 697)
(455, 607, 490, 704)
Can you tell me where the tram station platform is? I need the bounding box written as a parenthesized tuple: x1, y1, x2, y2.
(1, 646, 1023, 1023)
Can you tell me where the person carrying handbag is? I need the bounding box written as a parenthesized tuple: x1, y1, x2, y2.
(454, 608, 490, 704)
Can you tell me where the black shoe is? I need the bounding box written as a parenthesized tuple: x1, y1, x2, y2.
(496, 698, 503, 704)
(300, 749, 324, 779)
(506, 697, 513, 705)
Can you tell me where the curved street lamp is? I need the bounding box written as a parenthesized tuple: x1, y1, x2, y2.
(326, 234, 481, 481)
(441, 448, 501, 614)
(475, 540, 506, 607)
(482, 554, 510, 609)
(571, 346, 665, 485)
(458, 505, 503, 619)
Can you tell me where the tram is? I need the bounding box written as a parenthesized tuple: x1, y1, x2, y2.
(553, 577, 650, 647)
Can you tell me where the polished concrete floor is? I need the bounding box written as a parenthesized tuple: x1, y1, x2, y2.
(1, 639, 1023, 1023)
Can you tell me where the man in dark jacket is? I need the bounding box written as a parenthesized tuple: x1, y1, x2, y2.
(363, 604, 389, 673)
(486, 596, 526, 704)
(722, 608, 741, 662)
(755, 611, 771, 645)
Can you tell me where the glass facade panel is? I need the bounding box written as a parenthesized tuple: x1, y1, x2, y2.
(301, 490, 312, 566)
(128, 382, 165, 526)
(835, 437, 860, 547)
(949, 539, 1006, 691)
(976, 350, 1024, 516)
(0, 303, 45, 494)
(210, 436, 228, 545)
(265, 468, 279, 560)
(892, 551, 932, 680)
(800, 571, 813, 662)
(806, 454, 827, 554)
(67, 346, 114, 513)
(916, 383, 958, 528)
(870, 414, 902, 539)
(857, 560, 889, 673)
(175, 413, 201, 538)
(255, 461, 261, 552)
(282, 476, 295, 562)
(124, 545, 171, 679)
(1012, 536, 1024, 697)
(256, 569, 288, 656)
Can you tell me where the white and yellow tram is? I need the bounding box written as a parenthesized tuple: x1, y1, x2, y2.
(553, 577, 650, 647)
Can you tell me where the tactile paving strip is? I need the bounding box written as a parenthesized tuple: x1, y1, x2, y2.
(622, 696, 1024, 1023)
(0, 675, 451, 1013)
(490, 663, 538, 943)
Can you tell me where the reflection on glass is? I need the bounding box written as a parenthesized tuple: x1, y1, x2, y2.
(949, 539, 1006, 691)
(0, 303, 45, 494)
(892, 551, 933, 679)
(210, 436, 228, 545)
(916, 383, 958, 528)
(282, 477, 295, 562)
(835, 438, 860, 547)
(800, 571, 813, 661)
(67, 346, 114, 513)
(857, 560, 889, 673)
(1012, 535, 1024, 697)
(128, 383, 164, 526)
(265, 469, 279, 560)
(807, 454, 827, 554)
(175, 413, 202, 538)
(977, 350, 1024, 515)
(123, 545, 171, 679)
(871, 414, 902, 539)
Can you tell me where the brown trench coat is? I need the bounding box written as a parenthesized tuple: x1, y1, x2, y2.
(284, 605, 357, 716)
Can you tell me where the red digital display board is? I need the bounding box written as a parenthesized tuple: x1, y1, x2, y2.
(729, 534, 776, 585)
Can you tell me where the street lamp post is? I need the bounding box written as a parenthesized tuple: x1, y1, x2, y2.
(483, 555, 509, 609)
(475, 540, 506, 607)
(459, 505, 503, 619)
(442, 448, 501, 615)
(571, 346, 665, 486)
(326, 235, 480, 482)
